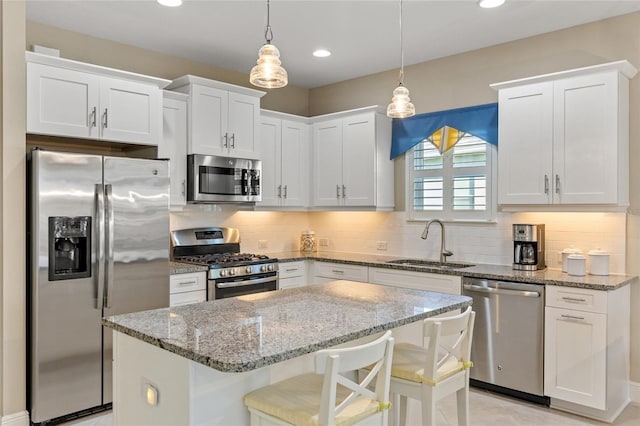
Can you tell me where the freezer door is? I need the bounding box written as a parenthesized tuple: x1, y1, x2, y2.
(102, 157, 170, 403)
(29, 150, 104, 423)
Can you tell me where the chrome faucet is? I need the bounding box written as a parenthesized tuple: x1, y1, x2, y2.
(421, 219, 453, 263)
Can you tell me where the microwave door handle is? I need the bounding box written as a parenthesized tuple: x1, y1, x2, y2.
(105, 184, 115, 309)
(95, 184, 106, 309)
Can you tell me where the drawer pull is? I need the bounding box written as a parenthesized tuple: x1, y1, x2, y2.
(561, 314, 585, 321)
(561, 296, 587, 303)
(331, 270, 345, 274)
(285, 268, 298, 272)
(178, 279, 198, 286)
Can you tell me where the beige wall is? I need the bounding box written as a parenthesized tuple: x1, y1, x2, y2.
(26, 21, 310, 116)
(1, 0, 26, 419)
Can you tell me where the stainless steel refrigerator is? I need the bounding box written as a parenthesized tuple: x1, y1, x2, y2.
(27, 150, 170, 424)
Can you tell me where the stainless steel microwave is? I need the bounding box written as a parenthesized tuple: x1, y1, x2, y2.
(187, 154, 261, 203)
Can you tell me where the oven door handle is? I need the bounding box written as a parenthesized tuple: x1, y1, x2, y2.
(463, 284, 540, 298)
(216, 275, 278, 288)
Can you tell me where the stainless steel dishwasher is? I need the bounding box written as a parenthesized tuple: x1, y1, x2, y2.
(462, 277, 549, 405)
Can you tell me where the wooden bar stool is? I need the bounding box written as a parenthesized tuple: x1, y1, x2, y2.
(244, 330, 395, 426)
(389, 306, 475, 426)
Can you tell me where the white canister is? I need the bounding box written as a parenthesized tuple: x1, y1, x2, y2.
(566, 254, 586, 276)
(588, 249, 610, 276)
(561, 248, 582, 272)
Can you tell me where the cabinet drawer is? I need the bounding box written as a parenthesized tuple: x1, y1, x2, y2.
(170, 272, 206, 294)
(314, 261, 368, 282)
(279, 275, 307, 290)
(546, 286, 607, 313)
(369, 267, 461, 295)
(170, 290, 206, 307)
(279, 261, 306, 279)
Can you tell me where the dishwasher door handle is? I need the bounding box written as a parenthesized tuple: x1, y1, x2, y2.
(463, 283, 541, 298)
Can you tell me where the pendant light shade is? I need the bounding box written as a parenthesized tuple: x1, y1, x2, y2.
(250, 0, 288, 89)
(387, 0, 415, 118)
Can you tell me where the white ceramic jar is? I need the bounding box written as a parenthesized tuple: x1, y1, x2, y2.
(566, 254, 586, 276)
(561, 248, 582, 272)
(588, 249, 610, 276)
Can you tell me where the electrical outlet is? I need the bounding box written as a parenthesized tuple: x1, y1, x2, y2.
(258, 240, 268, 249)
(319, 238, 329, 247)
(376, 241, 388, 251)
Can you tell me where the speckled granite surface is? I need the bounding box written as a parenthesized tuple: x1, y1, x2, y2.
(103, 280, 471, 372)
(267, 251, 637, 291)
(170, 261, 208, 275)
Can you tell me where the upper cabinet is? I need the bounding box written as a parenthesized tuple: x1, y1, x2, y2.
(159, 91, 188, 208)
(492, 61, 637, 209)
(311, 107, 394, 210)
(26, 52, 168, 145)
(166, 75, 265, 159)
(258, 111, 310, 209)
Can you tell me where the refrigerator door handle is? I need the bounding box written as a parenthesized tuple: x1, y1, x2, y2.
(95, 184, 106, 309)
(105, 184, 115, 309)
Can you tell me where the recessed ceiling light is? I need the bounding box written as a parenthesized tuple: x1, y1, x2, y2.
(157, 0, 182, 7)
(478, 0, 505, 8)
(313, 49, 331, 58)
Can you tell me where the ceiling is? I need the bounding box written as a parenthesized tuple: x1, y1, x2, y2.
(26, 0, 640, 89)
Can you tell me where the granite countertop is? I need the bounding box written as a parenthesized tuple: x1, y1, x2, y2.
(266, 251, 637, 291)
(103, 280, 471, 372)
(170, 261, 208, 275)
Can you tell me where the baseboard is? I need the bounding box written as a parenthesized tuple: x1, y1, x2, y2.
(1, 411, 29, 426)
(631, 380, 640, 405)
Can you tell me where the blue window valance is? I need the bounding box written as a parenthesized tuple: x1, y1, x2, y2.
(390, 103, 498, 159)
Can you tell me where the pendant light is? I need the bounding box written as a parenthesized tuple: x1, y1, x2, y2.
(387, 0, 415, 118)
(250, 0, 288, 89)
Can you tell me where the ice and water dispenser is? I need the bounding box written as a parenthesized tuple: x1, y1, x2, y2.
(48, 216, 91, 281)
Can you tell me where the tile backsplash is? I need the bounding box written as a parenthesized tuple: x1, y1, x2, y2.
(171, 206, 627, 274)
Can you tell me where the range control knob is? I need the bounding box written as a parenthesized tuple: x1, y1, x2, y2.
(228, 268, 236, 276)
(220, 269, 227, 277)
(260, 265, 267, 272)
(245, 266, 252, 274)
(268, 264, 275, 271)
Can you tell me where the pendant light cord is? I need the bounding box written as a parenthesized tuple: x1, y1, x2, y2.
(264, 0, 273, 43)
(398, 0, 405, 86)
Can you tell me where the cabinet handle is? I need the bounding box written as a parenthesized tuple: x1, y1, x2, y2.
(223, 133, 228, 148)
(544, 175, 549, 194)
(103, 108, 108, 128)
(331, 269, 345, 274)
(561, 296, 587, 303)
(283, 185, 288, 198)
(91, 107, 97, 127)
(181, 180, 186, 196)
(555, 174, 560, 194)
(230, 133, 235, 148)
(342, 185, 346, 198)
(560, 314, 585, 321)
(336, 185, 340, 198)
(178, 279, 198, 287)
(277, 185, 282, 198)
(285, 268, 298, 272)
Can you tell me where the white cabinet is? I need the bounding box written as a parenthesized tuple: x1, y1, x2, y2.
(170, 272, 207, 307)
(368, 267, 461, 295)
(278, 261, 308, 289)
(311, 107, 394, 210)
(159, 92, 188, 208)
(26, 52, 166, 145)
(259, 111, 310, 208)
(311, 261, 368, 285)
(544, 285, 630, 422)
(493, 61, 637, 208)
(166, 75, 265, 159)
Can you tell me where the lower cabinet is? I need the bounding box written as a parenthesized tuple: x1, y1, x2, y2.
(278, 261, 308, 289)
(170, 272, 207, 307)
(544, 285, 630, 422)
(368, 267, 461, 295)
(311, 261, 369, 284)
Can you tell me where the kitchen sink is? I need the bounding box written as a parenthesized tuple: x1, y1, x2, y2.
(386, 259, 475, 270)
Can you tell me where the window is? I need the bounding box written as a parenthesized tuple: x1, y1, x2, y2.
(407, 132, 496, 221)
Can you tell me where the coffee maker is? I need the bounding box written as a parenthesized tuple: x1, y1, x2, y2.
(513, 224, 545, 270)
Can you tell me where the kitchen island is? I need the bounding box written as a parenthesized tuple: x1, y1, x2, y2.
(103, 280, 471, 425)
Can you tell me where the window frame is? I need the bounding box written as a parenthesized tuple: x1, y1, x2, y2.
(405, 135, 497, 222)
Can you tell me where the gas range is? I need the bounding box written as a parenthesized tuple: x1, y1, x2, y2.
(170, 227, 279, 299)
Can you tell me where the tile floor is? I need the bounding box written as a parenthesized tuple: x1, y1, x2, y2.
(59, 388, 640, 426)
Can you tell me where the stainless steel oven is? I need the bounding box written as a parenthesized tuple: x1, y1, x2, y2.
(187, 154, 261, 204)
(209, 269, 278, 300)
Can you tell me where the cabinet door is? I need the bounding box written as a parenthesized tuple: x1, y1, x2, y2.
(27, 62, 100, 139)
(342, 113, 376, 206)
(544, 306, 606, 409)
(190, 85, 228, 155)
(497, 82, 553, 205)
(281, 120, 309, 207)
(553, 72, 619, 204)
(228, 92, 260, 159)
(313, 119, 343, 206)
(368, 267, 461, 295)
(99, 77, 161, 145)
(258, 116, 282, 206)
(160, 97, 187, 207)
